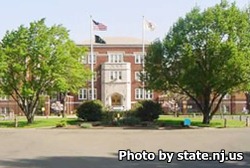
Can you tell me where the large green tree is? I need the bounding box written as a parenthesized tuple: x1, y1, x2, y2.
(144, 1, 250, 124)
(0, 19, 91, 123)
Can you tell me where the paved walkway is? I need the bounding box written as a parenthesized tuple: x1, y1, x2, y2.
(0, 128, 249, 168)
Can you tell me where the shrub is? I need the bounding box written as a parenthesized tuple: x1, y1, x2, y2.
(56, 119, 67, 127)
(101, 111, 123, 126)
(76, 100, 104, 121)
(121, 116, 141, 126)
(134, 100, 163, 122)
(101, 111, 116, 125)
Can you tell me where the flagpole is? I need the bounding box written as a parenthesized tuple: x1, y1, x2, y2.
(90, 15, 94, 100)
(142, 16, 145, 100)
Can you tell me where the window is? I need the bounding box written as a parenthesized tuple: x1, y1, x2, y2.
(0, 95, 9, 101)
(88, 54, 96, 64)
(223, 93, 230, 100)
(88, 89, 97, 100)
(78, 88, 87, 100)
(78, 88, 97, 100)
(135, 89, 153, 100)
(80, 55, 87, 64)
(135, 88, 143, 99)
(135, 71, 141, 81)
(92, 72, 97, 81)
(118, 71, 122, 80)
(145, 90, 153, 99)
(108, 53, 123, 63)
(134, 53, 144, 64)
(110, 71, 122, 80)
(94, 72, 97, 81)
(1, 107, 9, 114)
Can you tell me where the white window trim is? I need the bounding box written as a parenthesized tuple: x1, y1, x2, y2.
(135, 88, 153, 100)
(1, 107, 9, 114)
(135, 71, 141, 81)
(223, 93, 230, 100)
(0, 95, 9, 101)
(93, 72, 97, 81)
(80, 55, 87, 64)
(88, 89, 97, 100)
(135, 88, 143, 100)
(108, 53, 124, 63)
(78, 88, 97, 100)
(88, 54, 96, 64)
(110, 71, 122, 80)
(134, 53, 144, 64)
(78, 88, 88, 100)
(145, 90, 153, 99)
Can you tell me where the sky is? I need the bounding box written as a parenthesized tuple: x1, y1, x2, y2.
(0, 0, 250, 44)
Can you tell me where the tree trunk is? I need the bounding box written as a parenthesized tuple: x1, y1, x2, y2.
(27, 115, 34, 124)
(202, 89, 211, 124)
(23, 99, 39, 124)
(245, 92, 250, 112)
(202, 111, 210, 124)
(61, 93, 66, 118)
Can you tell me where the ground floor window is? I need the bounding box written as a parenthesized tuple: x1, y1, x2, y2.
(78, 88, 87, 100)
(78, 88, 97, 100)
(145, 90, 153, 99)
(135, 88, 153, 100)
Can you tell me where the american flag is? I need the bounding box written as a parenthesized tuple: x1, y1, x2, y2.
(93, 20, 107, 31)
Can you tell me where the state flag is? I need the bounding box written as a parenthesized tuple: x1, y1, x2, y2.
(145, 20, 156, 31)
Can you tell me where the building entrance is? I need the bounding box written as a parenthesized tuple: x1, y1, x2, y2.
(111, 93, 122, 106)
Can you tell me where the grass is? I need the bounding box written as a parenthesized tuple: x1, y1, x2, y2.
(0, 114, 247, 128)
(157, 115, 246, 128)
(0, 117, 79, 128)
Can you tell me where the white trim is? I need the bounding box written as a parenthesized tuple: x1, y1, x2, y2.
(135, 71, 141, 81)
(88, 88, 97, 100)
(110, 71, 122, 80)
(108, 52, 124, 63)
(78, 88, 88, 100)
(135, 88, 153, 100)
(88, 53, 96, 64)
(135, 88, 143, 100)
(0, 95, 9, 101)
(134, 53, 144, 64)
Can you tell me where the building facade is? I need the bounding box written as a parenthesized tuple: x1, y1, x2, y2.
(0, 37, 248, 116)
(75, 37, 158, 111)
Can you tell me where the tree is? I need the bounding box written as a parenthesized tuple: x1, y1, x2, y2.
(144, 1, 250, 124)
(0, 19, 91, 124)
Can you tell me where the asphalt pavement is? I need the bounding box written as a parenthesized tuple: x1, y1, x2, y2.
(0, 127, 249, 168)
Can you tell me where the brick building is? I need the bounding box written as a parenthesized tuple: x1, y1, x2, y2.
(0, 37, 248, 115)
(74, 37, 159, 111)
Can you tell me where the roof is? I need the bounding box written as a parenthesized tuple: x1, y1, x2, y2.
(82, 37, 151, 45)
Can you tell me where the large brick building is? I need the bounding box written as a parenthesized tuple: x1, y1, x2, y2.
(74, 37, 158, 111)
(0, 37, 248, 116)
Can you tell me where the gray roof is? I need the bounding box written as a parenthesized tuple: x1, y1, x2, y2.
(82, 37, 150, 45)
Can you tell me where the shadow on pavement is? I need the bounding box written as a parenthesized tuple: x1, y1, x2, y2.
(0, 152, 249, 168)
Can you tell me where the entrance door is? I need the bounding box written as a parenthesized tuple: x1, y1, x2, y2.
(111, 93, 122, 106)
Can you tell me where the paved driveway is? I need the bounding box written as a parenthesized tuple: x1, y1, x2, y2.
(0, 128, 249, 168)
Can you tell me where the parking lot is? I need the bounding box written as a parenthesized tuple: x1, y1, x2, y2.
(0, 128, 249, 168)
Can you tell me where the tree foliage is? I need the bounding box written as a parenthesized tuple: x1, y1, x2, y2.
(0, 19, 91, 123)
(144, 1, 250, 124)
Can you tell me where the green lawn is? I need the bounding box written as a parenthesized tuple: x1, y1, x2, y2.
(157, 115, 246, 128)
(0, 115, 247, 128)
(0, 117, 79, 128)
